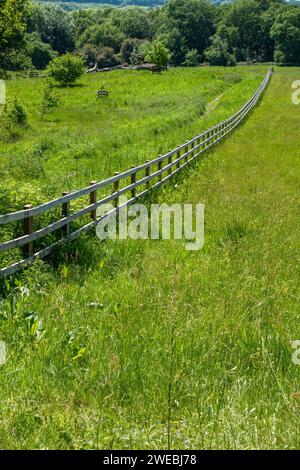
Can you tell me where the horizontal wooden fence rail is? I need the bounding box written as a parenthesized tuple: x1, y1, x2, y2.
(0, 68, 273, 278)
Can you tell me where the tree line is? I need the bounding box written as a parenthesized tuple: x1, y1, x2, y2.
(1, 0, 300, 74)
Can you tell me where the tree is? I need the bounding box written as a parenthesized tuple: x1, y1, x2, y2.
(40, 80, 59, 121)
(0, 49, 32, 71)
(165, 0, 215, 59)
(159, 28, 188, 66)
(96, 47, 120, 69)
(25, 33, 57, 70)
(47, 53, 85, 87)
(77, 22, 125, 52)
(72, 8, 97, 40)
(204, 36, 236, 66)
(79, 43, 99, 67)
(130, 45, 144, 66)
(0, 0, 29, 68)
(111, 9, 153, 40)
(27, 3, 75, 54)
(184, 49, 200, 67)
(259, 1, 284, 61)
(120, 38, 142, 64)
(220, 0, 266, 61)
(271, 7, 300, 64)
(143, 39, 170, 67)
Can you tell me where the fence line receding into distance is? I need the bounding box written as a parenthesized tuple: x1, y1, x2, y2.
(0, 68, 273, 278)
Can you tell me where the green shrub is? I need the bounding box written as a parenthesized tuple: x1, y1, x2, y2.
(0, 181, 45, 216)
(40, 80, 60, 121)
(0, 49, 32, 71)
(120, 38, 142, 64)
(47, 53, 85, 87)
(184, 49, 200, 67)
(96, 47, 120, 69)
(143, 39, 170, 68)
(77, 23, 125, 53)
(79, 44, 98, 67)
(25, 32, 58, 70)
(130, 45, 144, 66)
(204, 36, 236, 67)
(0, 98, 28, 130)
(273, 49, 285, 65)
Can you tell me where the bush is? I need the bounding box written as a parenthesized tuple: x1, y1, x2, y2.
(0, 69, 10, 79)
(40, 80, 60, 121)
(273, 49, 285, 65)
(25, 33, 57, 70)
(0, 49, 32, 71)
(204, 36, 236, 67)
(79, 44, 98, 67)
(47, 53, 85, 87)
(0, 98, 28, 130)
(120, 38, 142, 64)
(77, 23, 125, 53)
(184, 49, 200, 67)
(130, 45, 145, 66)
(96, 47, 120, 69)
(143, 39, 170, 68)
(226, 54, 236, 67)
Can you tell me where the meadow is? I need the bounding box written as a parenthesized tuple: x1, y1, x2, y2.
(0, 66, 265, 269)
(0, 66, 265, 200)
(0, 66, 300, 449)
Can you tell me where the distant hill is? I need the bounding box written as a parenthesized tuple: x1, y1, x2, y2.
(38, 0, 299, 10)
(39, 0, 166, 7)
(38, 0, 234, 9)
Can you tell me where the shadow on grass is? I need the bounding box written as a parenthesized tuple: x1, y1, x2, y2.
(55, 83, 86, 89)
(46, 231, 147, 283)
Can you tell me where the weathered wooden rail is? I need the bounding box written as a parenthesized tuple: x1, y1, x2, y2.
(0, 68, 273, 278)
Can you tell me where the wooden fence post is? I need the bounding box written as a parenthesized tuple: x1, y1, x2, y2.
(131, 166, 137, 199)
(158, 157, 162, 183)
(23, 204, 33, 257)
(168, 151, 172, 176)
(112, 172, 120, 226)
(90, 181, 97, 220)
(197, 137, 200, 155)
(176, 146, 181, 170)
(191, 141, 195, 160)
(145, 160, 150, 189)
(62, 192, 70, 237)
(113, 172, 119, 209)
(207, 130, 211, 146)
(184, 141, 189, 163)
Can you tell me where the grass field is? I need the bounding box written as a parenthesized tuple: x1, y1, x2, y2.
(0, 66, 300, 449)
(0, 66, 265, 269)
(0, 66, 265, 199)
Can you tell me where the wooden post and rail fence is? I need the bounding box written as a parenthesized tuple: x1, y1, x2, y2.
(0, 68, 273, 278)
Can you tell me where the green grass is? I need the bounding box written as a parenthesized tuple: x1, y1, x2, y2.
(1, 66, 300, 449)
(1, 66, 265, 200)
(0, 66, 266, 269)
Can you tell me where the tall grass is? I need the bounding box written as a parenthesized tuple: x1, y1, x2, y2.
(0, 66, 266, 269)
(1, 66, 299, 449)
(0, 66, 266, 201)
